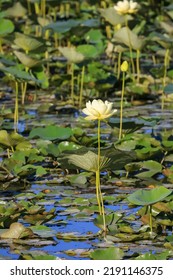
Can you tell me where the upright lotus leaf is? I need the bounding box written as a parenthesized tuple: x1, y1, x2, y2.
(0, 204, 21, 228)
(99, 7, 125, 26)
(160, 21, 173, 34)
(29, 126, 73, 141)
(13, 51, 40, 68)
(114, 27, 144, 50)
(0, 130, 12, 147)
(101, 147, 136, 170)
(127, 186, 172, 206)
(94, 213, 123, 231)
(37, 17, 52, 27)
(15, 164, 47, 177)
(6, 2, 27, 18)
(58, 47, 85, 64)
(0, 18, 14, 37)
(32, 66, 49, 89)
(136, 160, 162, 178)
(0, 66, 39, 83)
(0, 222, 33, 239)
(61, 146, 135, 171)
(15, 141, 32, 151)
(67, 151, 110, 172)
(90, 247, 124, 260)
(14, 33, 43, 52)
(24, 208, 55, 225)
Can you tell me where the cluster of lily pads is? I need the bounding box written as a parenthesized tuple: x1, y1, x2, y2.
(0, 0, 173, 260)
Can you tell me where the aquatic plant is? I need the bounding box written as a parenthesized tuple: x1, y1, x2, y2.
(82, 99, 117, 232)
(127, 186, 172, 233)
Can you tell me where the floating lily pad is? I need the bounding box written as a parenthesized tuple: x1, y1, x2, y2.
(0, 222, 33, 239)
(90, 247, 124, 260)
(29, 126, 73, 140)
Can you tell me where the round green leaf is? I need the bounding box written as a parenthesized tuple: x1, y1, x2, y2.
(0, 18, 14, 36)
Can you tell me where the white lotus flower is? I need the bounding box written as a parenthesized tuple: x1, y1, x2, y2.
(114, 0, 138, 15)
(128, 0, 139, 13)
(82, 99, 117, 120)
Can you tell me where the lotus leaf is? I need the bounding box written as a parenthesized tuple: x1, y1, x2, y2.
(135, 251, 171, 260)
(44, 19, 81, 34)
(164, 83, 173, 95)
(0, 130, 12, 147)
(58, 47, 85, 63)
(84, 29, 103, 44)
(0, 222, 33, 239)
(67, 151, 110, 171)
(99, 7, 125, 26)
(14, 51, 40, 68)
(136, 160, 162, 178)
(77, 44, 100, 58)
(14, 33, 43, 52)
(23, 208, 55, 225)
(114, 27, 144, 50)
(32, 66, 49, 89)
(128, 186, 172, 206)
(90, 247, 124, 260)
(0, 66, 39, 83)
(0, 18, 14, 36)
(94, 213, 123, 231)
(6, 2, 27, 17)
(29, 126, 73, 140)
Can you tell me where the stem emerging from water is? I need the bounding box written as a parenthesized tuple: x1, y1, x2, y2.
(119, 71, 125, 140)
(14, 81, 19, 132)
(79, 65, 85, 109)
(97, 119, 106, 232)
(149, 205, 153, 234)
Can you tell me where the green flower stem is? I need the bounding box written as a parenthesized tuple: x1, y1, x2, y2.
(34, 2, 40, 15)
(0, 39, 3, 54)
(71, 63, 74, 105)
(136, 49, 140, 83)
(119, 71, 125, 140)
(0, 164, 11, 174)
(95, 170, 102, 214)
(97, 119, 101, 171)
(54, 33, 58, 48)
(105, 25, 111, 39)
(41, 0, 46, 18)
(117, 52, 122, 80)
(149, 205, 153, 234)
(79, 65, 85, 109)
(97, 119, 106, 232)
(162, 48, 170, 111)
(14, 81, 19, 132)
(27, 0, 32, 15)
